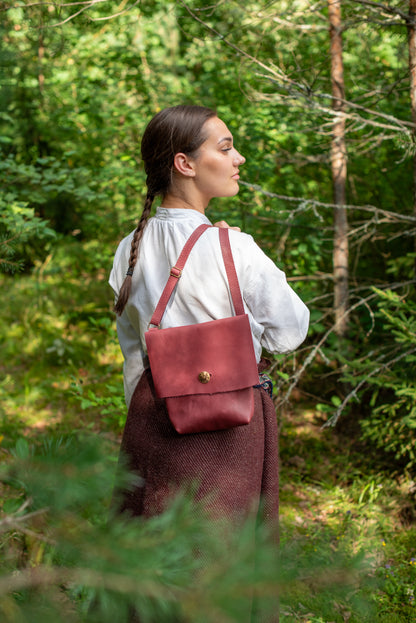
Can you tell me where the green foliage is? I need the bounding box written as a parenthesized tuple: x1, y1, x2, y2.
(376, 558, 416, 618)
(317, 288, 416, 471)
(358, 289, 416, 470)
(1, 414, 415, 622)
(0, 433, 389, 623)
(0, 247, 121, 443)
(0, 155, 103, 235)
(1, 1, 416, 618)
(70, 363, 126, 431)
(0, 200, 56, 273)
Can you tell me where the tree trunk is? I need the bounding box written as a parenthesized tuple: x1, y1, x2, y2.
(328, 0, 349, 336)
(38, 33, 45, 96)
(408, 0, 416, 280)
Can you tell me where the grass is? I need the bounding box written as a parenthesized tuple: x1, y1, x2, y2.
(278, 406, 416, 621)
(0, 257, 122, 442)
(1, 258, 416, 622)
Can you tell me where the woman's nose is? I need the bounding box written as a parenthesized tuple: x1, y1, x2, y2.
(234, 150, 246, 165)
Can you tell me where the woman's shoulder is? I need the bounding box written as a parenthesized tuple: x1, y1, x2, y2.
(205, 225, 254, 245)
(217, 226, 258, 255)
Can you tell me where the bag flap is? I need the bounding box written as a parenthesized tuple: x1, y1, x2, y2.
(145, 314, 259, 399)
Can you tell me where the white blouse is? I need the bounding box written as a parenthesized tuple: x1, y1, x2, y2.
(109, 207, 310, 406)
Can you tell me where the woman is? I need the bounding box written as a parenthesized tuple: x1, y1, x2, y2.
(109, 104, 309, 595)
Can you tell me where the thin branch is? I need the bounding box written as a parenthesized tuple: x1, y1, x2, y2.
(270, 15, 327, 31)
(11, 0, 414, 139)
(323, 346, 416, 428)
(1, 0, 109, 9)
(179, 0, 416, 139)
(45, 1, 100, 27)
(0, 565, 174, 599)
(238, 180, 416, 223)
(2, 0, 139, 26)
(0, 506, 49, 534)
(178, 0, 415, 135)
(89, 0, 140, 21)
(348, 0, 413, 24)
(348, 17, 407, 27)
(275, 280, 416, 410)
(179, 0, 416, 138)
(176, 0, 292, 79)
(0, 501, 53, 541)
(316, 88, 415, 131)
(257, 75, 416, 133)
(286, 273, 333, 282)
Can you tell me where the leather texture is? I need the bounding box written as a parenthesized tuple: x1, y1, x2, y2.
(146, 314, 258, 397)
(166, 388, 255, 434)
(145, 225, 258, 434)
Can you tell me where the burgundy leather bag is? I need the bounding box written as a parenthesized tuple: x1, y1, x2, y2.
(144, 224, 259, 434)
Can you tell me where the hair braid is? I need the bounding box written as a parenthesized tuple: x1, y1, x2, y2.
(114, 193, 154, 316)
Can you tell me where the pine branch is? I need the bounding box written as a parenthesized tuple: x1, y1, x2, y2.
(323, 345, 416, 428)
(0, 258, 23, 273)
(275, 280, 416, 410)
(0, 564, 172, 597)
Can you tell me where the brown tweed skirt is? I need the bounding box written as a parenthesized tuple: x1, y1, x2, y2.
(115, 366, 280, 623)
(116, 366, 279, 528)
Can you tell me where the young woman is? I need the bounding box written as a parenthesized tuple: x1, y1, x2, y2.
(109, 103, 309, 546)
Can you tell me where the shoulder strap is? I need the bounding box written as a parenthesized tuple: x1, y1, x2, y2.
(148, 224, 244, 328)
(219, 227, 245, 316)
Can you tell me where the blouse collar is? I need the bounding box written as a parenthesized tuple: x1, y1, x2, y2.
(155, 206, 212, 225)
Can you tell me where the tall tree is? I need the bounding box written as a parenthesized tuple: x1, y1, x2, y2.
(408, 0, 416, 280)
(328, 0, 349, 337)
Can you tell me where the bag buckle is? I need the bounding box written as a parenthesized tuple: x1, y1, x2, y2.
(170, 266, 182, 278)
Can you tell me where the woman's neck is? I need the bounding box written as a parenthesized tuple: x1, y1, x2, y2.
(162, 192, 207, 215)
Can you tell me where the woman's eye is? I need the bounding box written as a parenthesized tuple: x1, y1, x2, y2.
(221, 148, 232, 152)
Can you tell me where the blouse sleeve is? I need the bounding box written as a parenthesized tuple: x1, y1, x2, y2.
(115, 312, 145, 407)
(237, 234, 310, 354)
(109, 246, 145, 407)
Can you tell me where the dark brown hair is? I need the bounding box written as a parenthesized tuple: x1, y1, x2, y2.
(114, 104, 216, 315)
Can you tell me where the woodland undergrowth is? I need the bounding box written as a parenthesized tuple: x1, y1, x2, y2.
(1, 265, 415, 623)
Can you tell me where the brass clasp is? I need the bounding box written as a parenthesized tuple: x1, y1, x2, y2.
(198, 371, 211, 384)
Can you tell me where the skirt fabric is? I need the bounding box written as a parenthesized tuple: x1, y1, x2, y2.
(116, 367, 279, 527)
(115, 366, 280, 623)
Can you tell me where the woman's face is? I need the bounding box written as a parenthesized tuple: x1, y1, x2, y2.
(190, 116, 246, 202)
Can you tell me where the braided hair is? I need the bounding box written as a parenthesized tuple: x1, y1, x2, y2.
(114, 105, 216, 316)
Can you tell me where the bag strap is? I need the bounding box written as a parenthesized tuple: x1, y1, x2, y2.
(149, 224, 244, 328)
(218, 227, 245, 316)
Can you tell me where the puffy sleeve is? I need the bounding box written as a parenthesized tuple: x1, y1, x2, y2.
(115, 312, 146, 408)
(236, 234, 310, 354)
(109, 241, 145, 407)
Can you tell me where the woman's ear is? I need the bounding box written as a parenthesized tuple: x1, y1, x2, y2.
(173, 152, 196, 177)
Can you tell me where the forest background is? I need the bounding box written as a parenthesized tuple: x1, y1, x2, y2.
(1, 1, 416, 621)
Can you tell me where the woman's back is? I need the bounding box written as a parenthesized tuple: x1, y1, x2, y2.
(110, 206, 309, 406)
